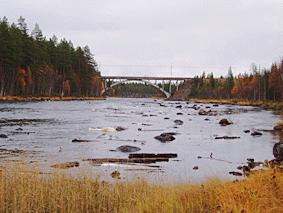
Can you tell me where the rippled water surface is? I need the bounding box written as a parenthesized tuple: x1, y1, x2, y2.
(0, 98, 281, 183)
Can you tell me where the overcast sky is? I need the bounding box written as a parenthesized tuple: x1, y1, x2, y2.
(1, 0, 283, 77)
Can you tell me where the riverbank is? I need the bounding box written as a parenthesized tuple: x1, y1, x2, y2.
(0, 96, 106, 102)
(0, 167, 282, 212)
(190, 98, 283, 112)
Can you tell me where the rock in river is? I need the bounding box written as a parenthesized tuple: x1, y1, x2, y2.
(251, 131, 263, 136)
(273, 142, 283, 161)
(72, 138, 91, 143)
(154, 132, 176, 142)
(116, 126, 127, 131)
(219, 118, 232, 126)
(0, 134, 8, 138)
(116, 145, 141, 153)
(215, 136, 240, 140)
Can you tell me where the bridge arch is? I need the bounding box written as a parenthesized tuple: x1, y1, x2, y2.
(101, 79, 170, 98)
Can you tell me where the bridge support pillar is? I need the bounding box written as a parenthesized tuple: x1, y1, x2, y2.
(169, 80, 172, 95)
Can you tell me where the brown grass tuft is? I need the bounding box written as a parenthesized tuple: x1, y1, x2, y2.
(0, 168, 283, 212)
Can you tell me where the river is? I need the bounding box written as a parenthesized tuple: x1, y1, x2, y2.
(0, 98, 281, 183)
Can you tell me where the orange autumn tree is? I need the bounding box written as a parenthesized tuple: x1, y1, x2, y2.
(16, 67, 27, 94)
(269, 64, 282, 100)
(63, 80, 71, 96)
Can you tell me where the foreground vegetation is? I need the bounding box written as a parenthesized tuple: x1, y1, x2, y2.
(0, 168, 282, 213)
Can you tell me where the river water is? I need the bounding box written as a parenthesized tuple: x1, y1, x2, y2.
(0, 98, 281, 183)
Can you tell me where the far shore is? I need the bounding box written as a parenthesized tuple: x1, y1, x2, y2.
(0, 96, 283, 113)
(0, 96, 106, 102)
(190, 98, 283, 112)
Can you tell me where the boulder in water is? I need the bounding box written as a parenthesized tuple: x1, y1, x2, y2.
(154, 132, 176, 142)
(219, 118, 232, 126)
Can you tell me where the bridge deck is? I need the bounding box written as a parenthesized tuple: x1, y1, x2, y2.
(101, 76, 191, 81)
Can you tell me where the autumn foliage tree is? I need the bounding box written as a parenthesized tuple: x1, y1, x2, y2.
(190, 60, 283, 101)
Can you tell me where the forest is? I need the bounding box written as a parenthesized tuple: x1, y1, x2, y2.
(0, 16, 102, 97)
(188, 60, 283, 101)
(106, 81, 177, 98)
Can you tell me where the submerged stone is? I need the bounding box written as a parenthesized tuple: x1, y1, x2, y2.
(116, 145, 141, 153)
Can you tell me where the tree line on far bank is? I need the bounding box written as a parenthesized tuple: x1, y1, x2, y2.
(188, 60, 283, 101)
(0, 16, 102, 97)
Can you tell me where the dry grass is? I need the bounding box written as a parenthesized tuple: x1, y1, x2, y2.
(0, 168, 283, 212)
(191, 98, 283, 111)
(0, 96, 106, 102)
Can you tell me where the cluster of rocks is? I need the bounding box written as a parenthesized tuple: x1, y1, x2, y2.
(83, 153, 178, 166)
(51, 161, 80, 169)
(198, 109, 217, 116)
(229, 141, 283, 177)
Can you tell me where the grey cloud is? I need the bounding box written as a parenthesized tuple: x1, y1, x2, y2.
(1, 0, 282, 76)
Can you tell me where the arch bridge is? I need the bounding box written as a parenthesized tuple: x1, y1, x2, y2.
(101, 76, 192, 98)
